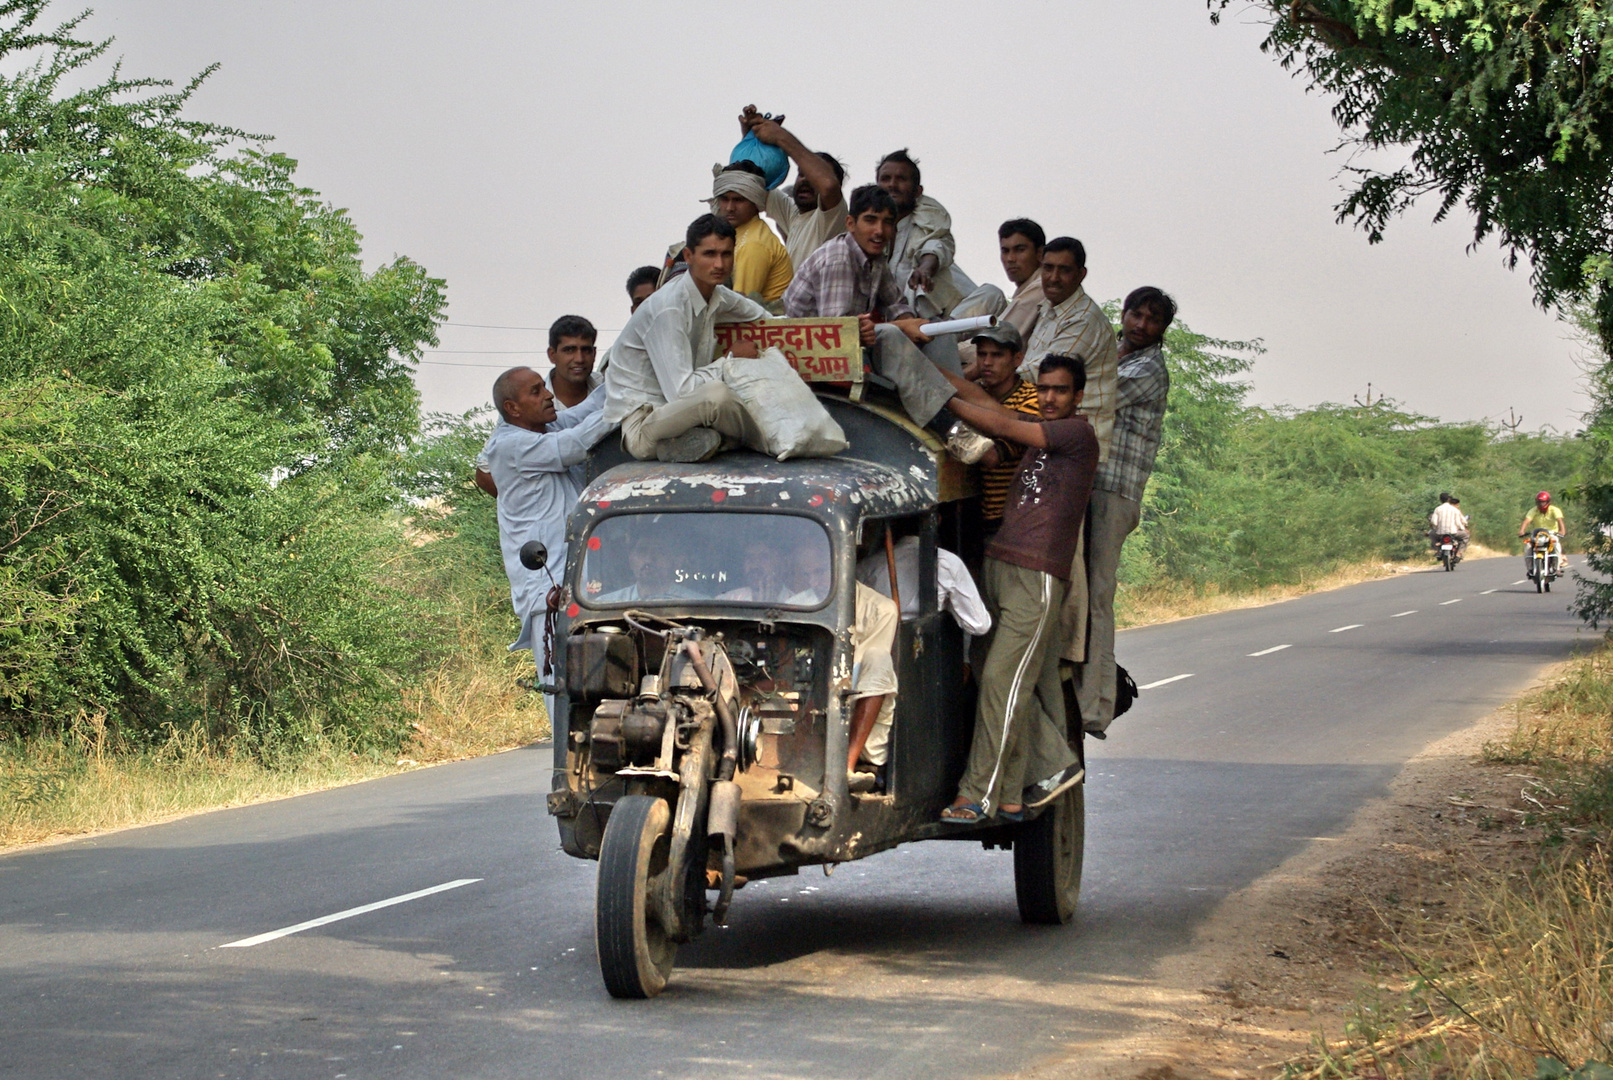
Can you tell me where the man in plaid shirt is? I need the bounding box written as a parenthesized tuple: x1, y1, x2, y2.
(784, 185, 983, 451)
(1073, 286, 1174, 735)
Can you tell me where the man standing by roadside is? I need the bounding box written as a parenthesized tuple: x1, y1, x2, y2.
(1072, 287, 1174, 737)
(604, 215, 771, 463)
(959, 219, 1046, 377)
(479, 366, 613, 721)
(935, 355, 1097, 822)
(737, 107, 848, 270)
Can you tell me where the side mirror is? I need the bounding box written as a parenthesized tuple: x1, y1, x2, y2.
(519, 541, 548, 571)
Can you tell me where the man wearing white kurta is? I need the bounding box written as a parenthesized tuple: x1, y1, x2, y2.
(480, 367, 613, 723)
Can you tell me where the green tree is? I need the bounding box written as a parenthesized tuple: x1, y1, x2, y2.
(1211, 1, 1613, 346)
(0, 0, 454, 746)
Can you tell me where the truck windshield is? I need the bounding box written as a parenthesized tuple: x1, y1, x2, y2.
(577, 512, 833, 610)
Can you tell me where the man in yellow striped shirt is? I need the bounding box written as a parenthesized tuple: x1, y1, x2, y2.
(970, 323, 1041, 538)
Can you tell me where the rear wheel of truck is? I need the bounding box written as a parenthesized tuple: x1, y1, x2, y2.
(1014, 784, 1085, 925)
(596, 794, 676, 998)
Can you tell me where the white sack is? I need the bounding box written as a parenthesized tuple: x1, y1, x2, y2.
(718, 347, 848, 460)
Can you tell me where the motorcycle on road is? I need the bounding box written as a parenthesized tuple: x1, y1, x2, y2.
(1526, 528, 1563, 593)
(1432, 533, 1463, 572)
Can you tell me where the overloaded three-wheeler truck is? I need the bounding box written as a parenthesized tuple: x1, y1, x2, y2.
(538, 336, 1085, 999)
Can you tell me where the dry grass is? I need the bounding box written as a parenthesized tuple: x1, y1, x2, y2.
(1283, 642, 1613, 1080)
(0, 633, 548, 851)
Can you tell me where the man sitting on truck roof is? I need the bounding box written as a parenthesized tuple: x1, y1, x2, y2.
(782, 184, 991, 462)
(936, 354, 1096, 823)
(602, 214, 775, 464)
(711, 161, 793, 308)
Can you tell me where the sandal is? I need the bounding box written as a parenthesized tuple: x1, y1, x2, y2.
(996, 805, 1026, 822)
(939, 801, 988, 824)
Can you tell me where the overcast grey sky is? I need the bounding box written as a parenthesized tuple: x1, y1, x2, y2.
(79, 0, 1591, 431)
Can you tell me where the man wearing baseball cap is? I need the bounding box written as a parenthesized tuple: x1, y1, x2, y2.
(968, 321, 1042, 539)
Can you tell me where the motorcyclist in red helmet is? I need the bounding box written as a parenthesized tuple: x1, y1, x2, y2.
(1519, 491, 1566, 571)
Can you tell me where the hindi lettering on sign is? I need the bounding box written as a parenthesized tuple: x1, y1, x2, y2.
(714, 317, 862, 385)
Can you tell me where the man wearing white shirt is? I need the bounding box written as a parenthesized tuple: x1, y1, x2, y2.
(603, 214, 773, 463)
(855, 534, 991, 637)
(478, 367, 614, 721)
(1430, 493, 1469, 555)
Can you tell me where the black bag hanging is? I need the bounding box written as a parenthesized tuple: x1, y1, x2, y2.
(1113, 664, 1139, 720)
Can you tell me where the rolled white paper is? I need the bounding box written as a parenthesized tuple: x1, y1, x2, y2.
(918, 314, 997, 337)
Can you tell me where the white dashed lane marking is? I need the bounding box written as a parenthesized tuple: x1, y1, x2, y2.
(220, 879, 483, 949)
(1329, 624, 1363, 633)
(1138, 673, 1194, 690)
(1391, 610, 1417, 618)
(1481, 589, 1499, 595)
(1440, 598, 1463, 606)
(1247, 644, 1291, 657)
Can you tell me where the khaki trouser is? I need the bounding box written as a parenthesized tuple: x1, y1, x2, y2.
(619, 382, 766, 460)
(1057, 528, 1089, 663)
(956, 558, 1078, 812)
(1072, 488, 1142, 733)
(851, 585, 899, 766)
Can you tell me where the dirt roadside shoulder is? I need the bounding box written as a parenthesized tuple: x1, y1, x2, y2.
(1010, 659, 1570, 1080)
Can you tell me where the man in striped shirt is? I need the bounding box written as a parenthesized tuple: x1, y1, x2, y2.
(968, 322, 1042, 538)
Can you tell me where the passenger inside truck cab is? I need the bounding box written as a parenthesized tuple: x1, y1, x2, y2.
(579, 512, 833, 608)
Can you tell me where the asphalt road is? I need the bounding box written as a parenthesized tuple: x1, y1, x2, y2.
(0, 557, 1591, 1080)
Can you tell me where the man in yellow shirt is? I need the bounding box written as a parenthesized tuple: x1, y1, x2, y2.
(1519, 490, 1567, 570)
(711, 162, 792, 308)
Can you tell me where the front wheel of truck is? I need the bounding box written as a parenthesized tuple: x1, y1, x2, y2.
(596, 794, 677, 998)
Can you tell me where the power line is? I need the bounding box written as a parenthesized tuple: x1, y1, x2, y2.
(424, 349, 547, 354)
(418, 359, 519, 369)
(443, 321, 623, 332)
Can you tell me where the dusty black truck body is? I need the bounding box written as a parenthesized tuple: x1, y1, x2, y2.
(545, 395, 1084, 997)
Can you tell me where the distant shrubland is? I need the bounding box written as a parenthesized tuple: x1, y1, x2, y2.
(1120, 315, 1587, 597)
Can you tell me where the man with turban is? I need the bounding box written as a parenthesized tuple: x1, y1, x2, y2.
(711, 161, 793, 308)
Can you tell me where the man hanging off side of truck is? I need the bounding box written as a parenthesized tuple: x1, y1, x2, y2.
(934, 355, 1098, 823)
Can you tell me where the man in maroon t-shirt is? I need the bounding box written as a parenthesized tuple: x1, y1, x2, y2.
(936, 355, 1097, 822)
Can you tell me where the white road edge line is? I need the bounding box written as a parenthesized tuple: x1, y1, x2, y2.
(1391, 610, 1417, 618)
(1139, 673, 1194, 690)
(220, 878, 483, 948)
(1440, 598, 1463, 606)
(1248, 644, 1291, 657)
(1329, 624, 1363, 633)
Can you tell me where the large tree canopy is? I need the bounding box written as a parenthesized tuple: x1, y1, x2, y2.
(1212, 1, 1613, 345)
(0, 0, 453, 743)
